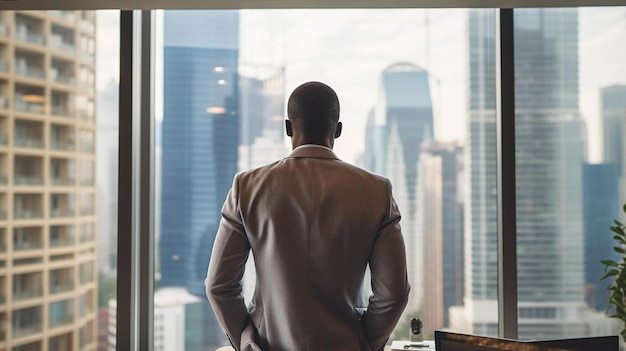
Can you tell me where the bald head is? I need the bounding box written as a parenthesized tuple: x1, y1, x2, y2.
(286, 81, 341, 148)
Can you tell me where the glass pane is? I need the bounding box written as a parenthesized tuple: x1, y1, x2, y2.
(0, 9, 118, 350)
(155, 9, 497, 349)
(514, 7, 625, 339)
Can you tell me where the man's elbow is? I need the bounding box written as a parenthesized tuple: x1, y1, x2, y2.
(204, 274, 222, 304)
(394, 282, 410, 309)
(205, 274, 242, 304)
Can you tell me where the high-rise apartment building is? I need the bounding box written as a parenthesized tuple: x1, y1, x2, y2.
(159, 10, 239, 297)
(454, 8, 613, 339)
(0, 10, 98, 350)
(363, 62, 434, 314)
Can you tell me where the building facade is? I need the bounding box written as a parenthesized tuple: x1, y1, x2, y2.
(0, 10, 98, 350)
(454, 8, 614, 338)
(363, 62, 434, 314)
(159, 10, 239, 296)
(583, 163, 620, 312)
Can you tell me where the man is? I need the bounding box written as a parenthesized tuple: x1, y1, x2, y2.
(206, 81, 410, 351)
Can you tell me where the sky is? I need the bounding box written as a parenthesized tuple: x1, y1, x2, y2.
(96, 8, 626, 164)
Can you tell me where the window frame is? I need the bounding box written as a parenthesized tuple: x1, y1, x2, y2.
(0, 2, 617, 350)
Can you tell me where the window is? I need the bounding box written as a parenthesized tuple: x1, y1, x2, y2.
(514, 7, 626, 339)
(155, 8, 496, 347)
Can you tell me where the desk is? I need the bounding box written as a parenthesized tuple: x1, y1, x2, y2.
(387, 340, 436, 350)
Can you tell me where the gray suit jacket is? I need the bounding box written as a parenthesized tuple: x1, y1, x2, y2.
(206, 145, 410, 351)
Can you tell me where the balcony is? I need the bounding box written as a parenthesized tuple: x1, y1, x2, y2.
(50, 32, 75, 54)
(0, 23, 8, 37)
(13, 239, 42, 251)
(14, 99, 44, 114)
(51, 177, 75, 186)
(50, 236, 74, 247)
(14, 136, 44, 149)
(80, 207, 94, 216)
(0, 133, 7, 145)
(50, 11, 76, 23)
(0, 96, 7, 109)
(15, 63, 45, 79)
(0, 59, 8, 72)
(49, 282, 73, 294)
(50, 208, 73, 218)
(14, 210, 43, 220)
(13, 290, 41, 300)
(50, 140, 74, 151)
(51, 105, 74, 117)
(14, 175, 43, 186)
(15, 26, 45, 46)
(53, 74, 74, 85)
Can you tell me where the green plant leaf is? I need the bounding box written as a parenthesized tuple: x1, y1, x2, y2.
(613, 235, 626, 245)
(611, 226, 625, 236)
(614, 247, 626, 254)
(601, 270, 619, 280)
(611, 296, 625, 309)
(602, 260, 619, 267)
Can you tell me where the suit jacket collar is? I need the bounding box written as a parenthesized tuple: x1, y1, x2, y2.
(287, 144, 339, 160)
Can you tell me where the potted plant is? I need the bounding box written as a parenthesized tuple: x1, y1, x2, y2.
(601, 204, 626, 340)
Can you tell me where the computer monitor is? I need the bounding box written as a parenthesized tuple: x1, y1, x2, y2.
(434, 331, 615, 351)
(530, 335, 618, 351)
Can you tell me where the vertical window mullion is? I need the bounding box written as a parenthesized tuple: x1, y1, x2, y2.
(117, 9, 136, 351)
(138, 9, 156, 351)
(496, 7, 518, 339)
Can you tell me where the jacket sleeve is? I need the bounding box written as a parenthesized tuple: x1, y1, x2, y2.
(205, 173, 253, 350)
(363, 180, 411, 351)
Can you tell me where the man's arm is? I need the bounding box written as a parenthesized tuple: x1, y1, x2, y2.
(363, 181, 410, 351)
(205, 174, 252, 350)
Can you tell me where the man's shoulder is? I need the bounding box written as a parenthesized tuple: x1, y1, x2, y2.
(338, 161, 390, 183)
(236, 159, 284, 179)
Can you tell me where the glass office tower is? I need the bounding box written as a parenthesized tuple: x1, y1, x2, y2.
(601, 85, 626, 175)
(364, 62, 434, 314)
(0, 10, 98, 350)
(583, 163, 619, 312)
(160, 10, 239, 296)
(454, 8, 613, 339)
(159, 10, 239, 349)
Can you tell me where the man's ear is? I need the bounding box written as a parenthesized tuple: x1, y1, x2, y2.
(334, 121, 342, 138)
(285, 119, 293, 137)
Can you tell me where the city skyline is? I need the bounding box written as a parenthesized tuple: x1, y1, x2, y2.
(88, 6, 619, 350)
(94, 8, 626, 164)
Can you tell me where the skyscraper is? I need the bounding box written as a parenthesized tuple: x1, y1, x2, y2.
(238, 67, 286, 172)
(0, 10, 98, 349)
(421, 141, 464, 329)
(601, 85, 626, 172)
(160, 10, 240, 298)
(454, 8, 613, 339)
(364, 62, 434, 314)
(583, 163, 619, 311)
(159, 11, 239, 349)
